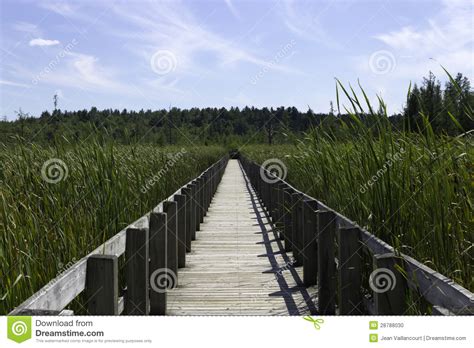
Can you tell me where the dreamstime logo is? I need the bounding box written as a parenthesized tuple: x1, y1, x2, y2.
(251, 39, 296, 85)
(41, 158, 68, 184)
(11, 321, 28, 336)
(57, 258, 77, 276)
(7, 316, 32, 343)
(359, 148, 405, 194)
(150, 50, 177, 75)
(141, 148, 187, 193)
(369, 50, 396, 75)
(369, 268, 396, 293)
(251, 259, 295, 303)
(32, 38, 79, 85)
(260, 158, 287, 184)
(150, 268, 177, 293)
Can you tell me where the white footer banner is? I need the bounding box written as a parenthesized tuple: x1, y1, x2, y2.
(1, 316, 472, 347)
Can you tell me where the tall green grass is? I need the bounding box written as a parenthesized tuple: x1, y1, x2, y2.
(243, 83, 473, 292)
(0, 139, 225, 313)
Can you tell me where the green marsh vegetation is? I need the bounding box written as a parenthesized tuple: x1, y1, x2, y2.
(243, 71, 473, 292)
(0, 138, 224, 313)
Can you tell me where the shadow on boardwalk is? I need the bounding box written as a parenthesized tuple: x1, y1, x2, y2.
(240, 161, 318, 315)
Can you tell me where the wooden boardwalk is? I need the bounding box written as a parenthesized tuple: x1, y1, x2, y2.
(12, 155, 472, 316)
(167, 160, 317, 315)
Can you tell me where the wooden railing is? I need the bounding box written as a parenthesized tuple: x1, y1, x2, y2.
(239, 155, 474, 316)
(10, 155, 229, 315)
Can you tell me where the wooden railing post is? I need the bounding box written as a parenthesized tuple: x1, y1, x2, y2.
(181, 187, 193, 252)
(163, 201, 178, 285)
(125, 227, 149, 315)
(201, 175, 206, 219)
(191, 182, 200, 233)
(201, 174, 207, 216)
(317, 210, 337, 314)
(205, 171, 211, 212)
(303, 199, 319, 287)
(174, 194, 187, 268)
(264, 181, 270, 210)
(198, 177, 204, 223)
(283, 187, 293, 252)
(338, 226, 363, 314)
(373, 253, 407, 315)
(86, 255, 118, 315)
(149, 212, 167, 315)
(187, 184, 198, 239)
(291, 192, 304, 266)
(276, 182, 286, 240)
(269, 182, 276, 222)
(211, 167, 215, 196)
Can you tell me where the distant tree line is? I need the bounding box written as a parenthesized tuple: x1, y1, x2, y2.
(403, 72, 473, 134)
(1, 72, 472, 146)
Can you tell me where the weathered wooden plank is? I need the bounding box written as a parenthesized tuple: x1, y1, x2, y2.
(163, 201, 178, 281)
(125, 227, 149, 315)
(174, 194, 187, 268)
(317, 210, 337, 315)
(12, 309, 74, 315)
(361, 230, 474, 313)
(291, 192, 303, 266)
(181, 187, 193, 252)
(303, 199, 319, 288)
(283, 187, 293, 252)
(373, 253, 407, 315)
(149, 212, 167, 315)
(85, 255, 118, 315)
(167, 160, 317, 315)
(276, 182, 286, 240)
(190, 182, 200, 233)
(337, 226, 363, 315)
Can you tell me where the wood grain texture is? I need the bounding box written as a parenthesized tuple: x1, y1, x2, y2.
(167, 160, 317, 315)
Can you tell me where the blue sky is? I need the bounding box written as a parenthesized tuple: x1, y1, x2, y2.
(0, 0, 472, 120)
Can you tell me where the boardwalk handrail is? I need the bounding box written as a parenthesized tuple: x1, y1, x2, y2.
(239, 155, 474, 315)
(10, 154, 229, 315)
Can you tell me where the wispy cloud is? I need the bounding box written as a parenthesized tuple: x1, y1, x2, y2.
(10, 50, 126, 93)
(34, 0, 298, 94)
(70, 53, 117, 88)
(39, 1, 76, 16)
(373, 0, 472, 73)
(224, 0, 241, 20)
(12, 21, 42, 36)
(0, 79, 30, 88)
(349, 0, 473, 113)
(29, 38, 60, 46)
(109, 1, 295, 75)
(280, 0, 342, 50)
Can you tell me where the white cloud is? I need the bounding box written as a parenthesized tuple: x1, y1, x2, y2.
(48, 53, 126, 92)
(373, 0, 472, 74)
(109, 1, 295, 75)
(9, 50, 127, 93)
(29, 38, 60, 47)
(0, 79, 30, 88)
(39, 1, 76, 16)
(31, 0, 298, 96)
(347, 0, 474, 114)
(13, 22, 42, 36)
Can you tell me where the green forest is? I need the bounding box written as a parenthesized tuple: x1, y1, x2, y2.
(1, 72, 472, 146)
